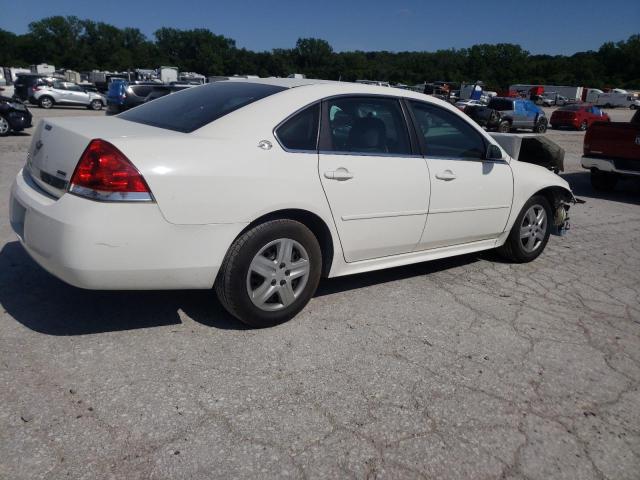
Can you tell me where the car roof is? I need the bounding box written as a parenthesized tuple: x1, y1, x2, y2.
(213, 77, 444, 104)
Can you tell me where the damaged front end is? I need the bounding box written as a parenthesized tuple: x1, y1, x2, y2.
(549, 189, 578, 236)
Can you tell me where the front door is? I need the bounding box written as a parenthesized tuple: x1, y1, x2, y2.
(407, 100, 513, 249)
(318, 96, 430, 262)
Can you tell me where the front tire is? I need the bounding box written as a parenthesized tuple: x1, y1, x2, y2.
(215, 219, 322, 328)
(498, 195, 552, 263)
(498, 120, 510, 133)
(0, 115, 10, 136)
(579, 120, 588, 131)
(534, 120, 548, 133)
(89, 99, 103, 110)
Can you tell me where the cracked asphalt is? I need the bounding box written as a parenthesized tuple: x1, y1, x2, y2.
(1, 105, 639, 479)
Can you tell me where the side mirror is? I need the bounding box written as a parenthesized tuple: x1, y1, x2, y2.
(486, 144, 503, 160)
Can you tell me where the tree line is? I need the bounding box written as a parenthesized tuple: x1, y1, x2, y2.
(1, 16, 638, 90)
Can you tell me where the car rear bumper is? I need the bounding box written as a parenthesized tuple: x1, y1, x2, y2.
(581, 156, 640, 176)
(10, 169, 246, 290)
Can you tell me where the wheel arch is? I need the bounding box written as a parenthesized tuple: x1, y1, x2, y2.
(533, 185, 574, 208)
(235, 208, 335, 277)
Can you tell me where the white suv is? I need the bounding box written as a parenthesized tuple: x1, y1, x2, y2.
(33, 81, 106, 110)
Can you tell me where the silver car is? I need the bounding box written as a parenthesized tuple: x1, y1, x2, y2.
(32, 81, 106, 110)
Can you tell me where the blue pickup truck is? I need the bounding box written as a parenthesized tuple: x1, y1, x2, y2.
(464, 97, 548, 133)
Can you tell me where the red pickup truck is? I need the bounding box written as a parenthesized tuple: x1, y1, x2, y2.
(582, 110, 640, 191)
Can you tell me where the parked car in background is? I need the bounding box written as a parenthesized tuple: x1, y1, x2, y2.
(550, 105, 610, 130)
(0, 87, 33, 136)
(541, 92, 568, 107)
(454, 99, 484, 110)
(32, 81, 106, 110)
(465, 97, 548, 133)
(13, 74, 54, 102)
(9, 79, 574, 327)
(106, 80, 191, 114)
(581, 109, 640, 191)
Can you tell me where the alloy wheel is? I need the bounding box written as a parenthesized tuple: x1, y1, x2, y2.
(520, 204, 547, 253)
(0, 116, 9, 135)
(246, 238, 310, 312)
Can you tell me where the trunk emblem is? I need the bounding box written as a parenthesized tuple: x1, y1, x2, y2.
(44, 124, 52, 131)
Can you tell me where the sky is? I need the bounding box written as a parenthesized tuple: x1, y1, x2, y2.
(0, 0, 638, 55)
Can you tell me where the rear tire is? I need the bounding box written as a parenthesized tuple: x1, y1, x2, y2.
(497, 195, 552, 263)
(39, 96, 54, 109)
(579, 120, 588, 131)
(215, 219, 322, 328)
(89, 99, 103, 110)
(590, 169, 617, 192)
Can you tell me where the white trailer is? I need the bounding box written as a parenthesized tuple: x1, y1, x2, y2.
(510, 84, 584, 101)
(30, 63, 55, 75)
(594, 91, 640, 108)
(158, 66, 179, 84)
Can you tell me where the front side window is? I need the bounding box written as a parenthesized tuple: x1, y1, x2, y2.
(275, 103, 319, 151)
(409, 101, 486, 160)
(324, 97, 411, 155)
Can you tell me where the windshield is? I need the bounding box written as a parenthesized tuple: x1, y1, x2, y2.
(118, 81, 287, 133)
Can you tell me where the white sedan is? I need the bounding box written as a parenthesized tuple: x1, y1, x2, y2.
(9, 79, 574, 327)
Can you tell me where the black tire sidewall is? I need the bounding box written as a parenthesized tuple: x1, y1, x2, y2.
(498, 121, 510, 133)
(91, 100, 102, 110)
(220, 220, 322, 327)
(0, 115, 10, 136)
(39, 96, 53, 109)
(507, 195, 552, 262)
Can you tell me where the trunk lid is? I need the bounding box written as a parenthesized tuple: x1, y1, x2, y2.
(26, 116, 175, 198)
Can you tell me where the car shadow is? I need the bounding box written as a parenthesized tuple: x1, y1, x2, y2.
(561, 171, 640, 205)
(0, 241, 246, 335)
(1, 240, 482, 336)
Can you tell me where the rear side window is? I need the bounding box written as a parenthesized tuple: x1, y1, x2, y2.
(488, 99, 514, 111)
(275, 103, 319, 151)
(324, 96, 411, 155)
(119, 82, 286, 133)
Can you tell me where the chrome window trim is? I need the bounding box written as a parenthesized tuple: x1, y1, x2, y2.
(319, 150, 423, 159)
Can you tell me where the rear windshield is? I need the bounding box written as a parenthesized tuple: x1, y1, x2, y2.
(119, 81, 287, 133)
(488, 99, 514, 111)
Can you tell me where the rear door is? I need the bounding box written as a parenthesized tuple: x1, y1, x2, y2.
(65, 83, 90, 105)
(318, 95, 430, 262)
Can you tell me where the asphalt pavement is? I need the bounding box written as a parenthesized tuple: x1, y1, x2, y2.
(1, 105, 638, 479)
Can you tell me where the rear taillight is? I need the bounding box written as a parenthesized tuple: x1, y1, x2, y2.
(69, 139, 153, 202)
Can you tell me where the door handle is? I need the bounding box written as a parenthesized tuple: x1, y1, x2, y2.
(435, 170, 457, 181)
(324, 168, 354, 181)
